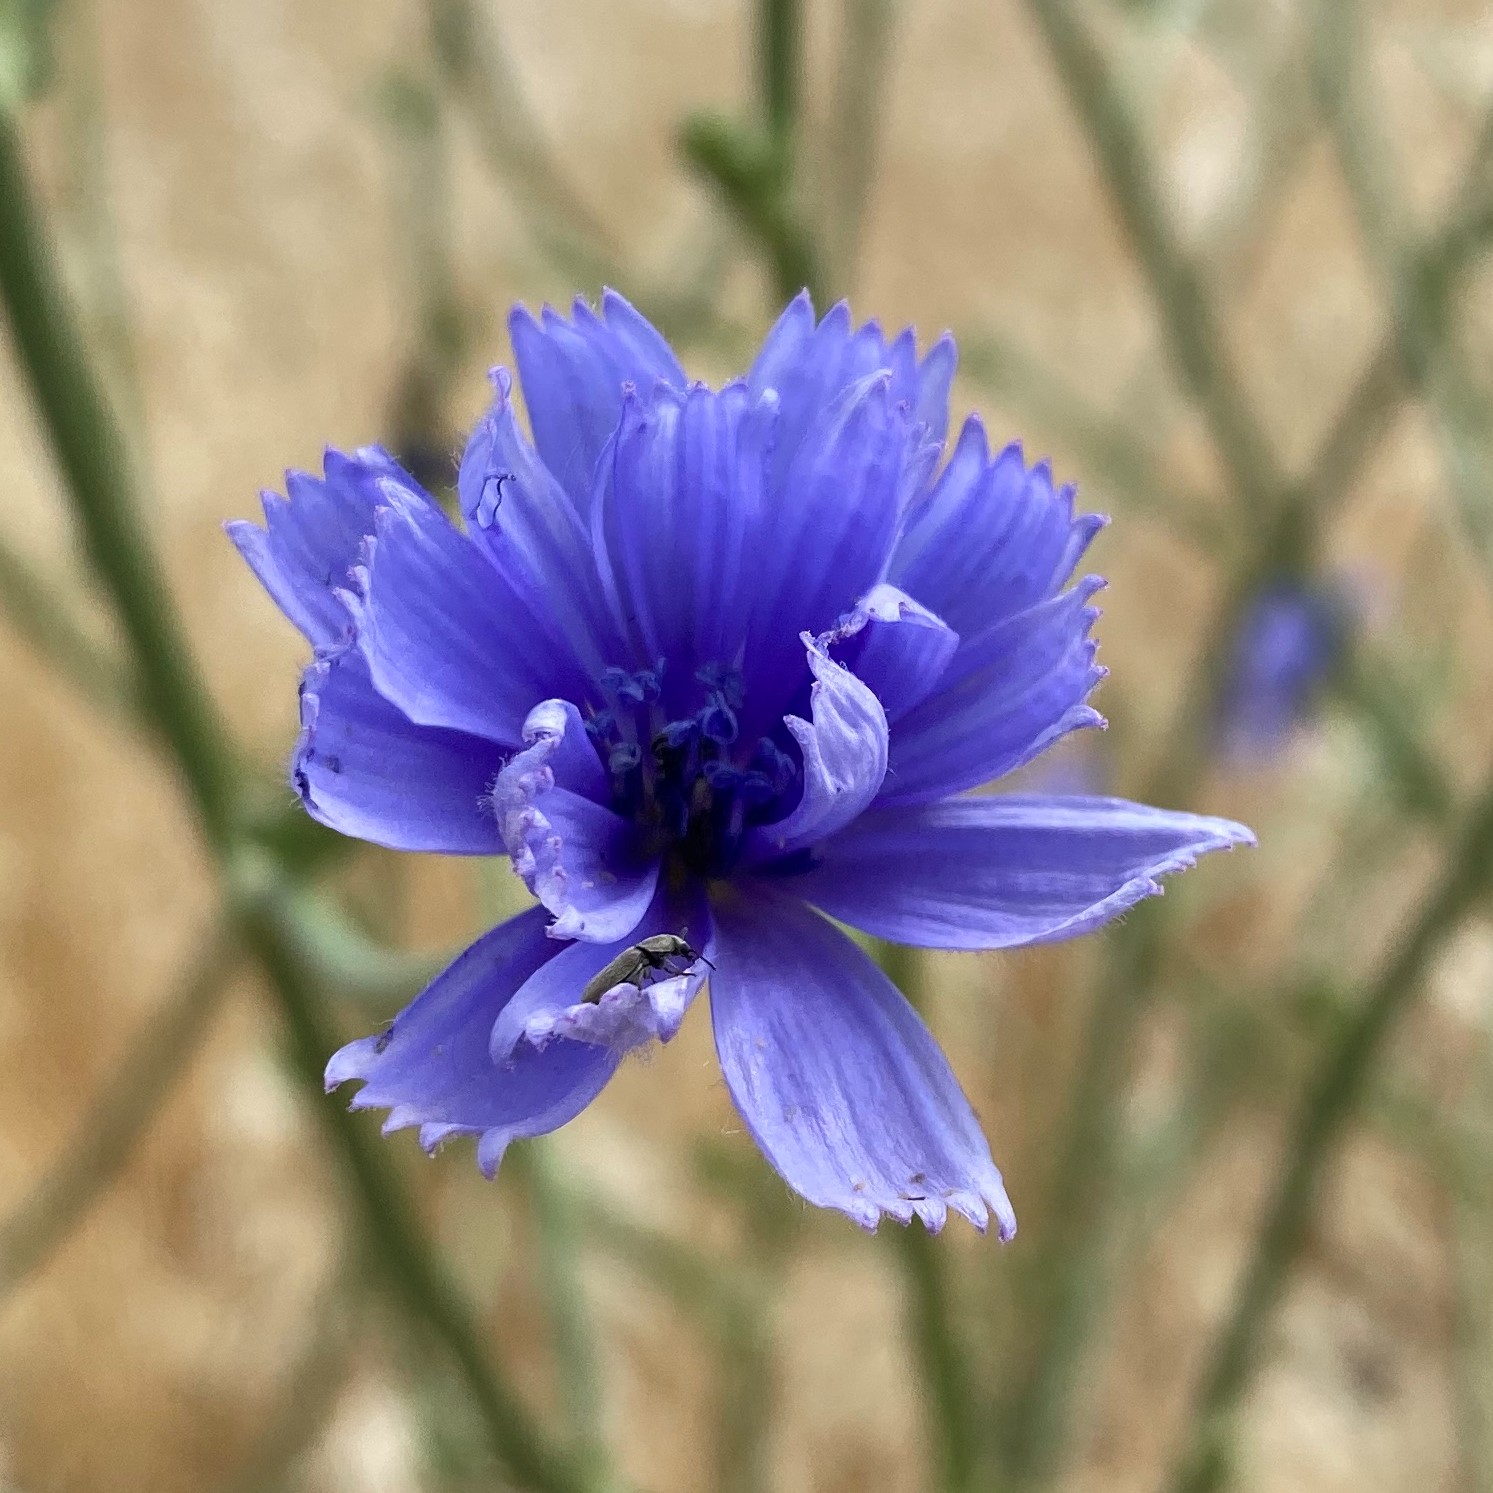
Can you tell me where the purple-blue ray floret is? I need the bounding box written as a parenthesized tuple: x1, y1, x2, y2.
(230, 291, 1254, 1235)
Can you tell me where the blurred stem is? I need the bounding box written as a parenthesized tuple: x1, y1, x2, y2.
(1165, 772, 1493, 1493)
(1022, 0, 1286, 517)
(1306, 5, 1493, 577)
(507, 1142, 614, 1493)
(0, 535, 137, 720)
(425, 0, 617, 285)
(0, 110, 239, 843)
(822, 0, 898, 292)
(0, 919, 236, 1299)
(758, 0, 801, 153)
(0, 109, 592, 1493)
(682, 111, 824, 306)
(877, 940, 981, 1493)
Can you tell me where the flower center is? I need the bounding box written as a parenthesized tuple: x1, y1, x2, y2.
(585, 661, 800, 877)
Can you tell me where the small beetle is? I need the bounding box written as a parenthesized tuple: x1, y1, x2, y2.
(580, 934, 712, 1006)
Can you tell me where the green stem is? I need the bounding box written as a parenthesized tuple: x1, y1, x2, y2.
(0, 110, 239, 844)
(0, 535, 137, 721)
(758, 0, 801, 152)
(0, 108, 591, 1493)
(507, 1142, 613, 1492)
(1165, 773, 1493, 1493)
(1022, 0, 1286, 517)
(877, 941, 981, 1493)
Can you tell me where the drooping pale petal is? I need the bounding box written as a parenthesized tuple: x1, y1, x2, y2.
(791, 794, 1255, 948)
(490, 885, 714, 1061)
(748, 296, 957, 483)
(325, 907, 617, 1177)
(819, 583, 959, 723)
(891, 419, 1105, 644)
(879, 580, 1106, 805)
(508, 290, 686, 505)
(745, 637, 889, 862)
(709, 885, 1016, 1236)
(456, 368, 616, 686)
(226, 446, 426, 648)
(292, 644, 506, 853)
(492, 700, 660, 942)
(344, 490, 553, 749)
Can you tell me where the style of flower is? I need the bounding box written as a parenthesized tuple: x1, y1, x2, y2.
(229, 291, 1253, 1236)
(1218, 578, 1350, 759)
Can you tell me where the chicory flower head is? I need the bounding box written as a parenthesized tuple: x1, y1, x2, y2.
(229, 291, 1252, 1237)
(1218, 578, 1350, 760)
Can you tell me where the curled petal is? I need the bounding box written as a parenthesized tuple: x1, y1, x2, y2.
(325, 907, 617, 1177)
(745, 636, 889, 863)
(226, 446, 427, 648)
(292, 644, 505, 853)
(709, 885, 1016, 1236)
(490, 886, 715, 1061)
(881, 579, 1107, 805)
(820, 583, 959, 723)
(493, 700, 660, 942)
(508, 290, 686, 505)
(792, 794, 1255, 949)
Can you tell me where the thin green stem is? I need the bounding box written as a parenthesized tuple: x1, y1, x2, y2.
(757, 0, 801, 152)
(0, 110, 593, 1493)
(1022, 0, 1287, 518)
(822, 0, 898, 293)
(237, 865, 588, 1493)
(508, 1142, 613, 1493)
(0, 111, 239, 844)
(0, 920, 236, 1299)
(877, 940, 981, 1493)
(1165, 772, 1493, 1493)
(0, 535, 136, 721)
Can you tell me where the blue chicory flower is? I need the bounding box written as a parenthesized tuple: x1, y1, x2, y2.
(229, 291, 1253, 1236)
(1218, 579, 1349, 759)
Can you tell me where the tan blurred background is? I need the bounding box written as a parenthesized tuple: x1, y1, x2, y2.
(3, 1, 1493, 1490)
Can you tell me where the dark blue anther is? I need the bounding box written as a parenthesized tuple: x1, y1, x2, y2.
(601, 666, 632, 698)
(752, 737, 798, 794)
(703, 760, 743, 792)
(739, 770, 776, 807)
(585, 709, 618, 742)
(700, 693, 739, 746)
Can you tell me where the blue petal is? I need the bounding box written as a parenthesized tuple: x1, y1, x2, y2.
(890, 420, 1105, 646)
(490, 884, 714, 1061)
(737, 372, 915, 734)
(344, 486, 555, 749)
(880, 579, 1106, 805)
(791, 794, 1255, 948)
(456, 368, 618, 685)
(708, 885, 1016, 1236)
(820, 583, 959, 723)
(493, 700, 660, 942)
(748, 296, 957, 482)
(508, 290, 686, 505)
(745, 636, 888, 863)
(292, 644, 506, 853)
(226, 446, 428, 648)
(325, 907, 617, 1177)
(591, 380, 774, 696)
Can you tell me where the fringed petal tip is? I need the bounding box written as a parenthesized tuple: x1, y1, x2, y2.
(835, 1174, 1018, 1239)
